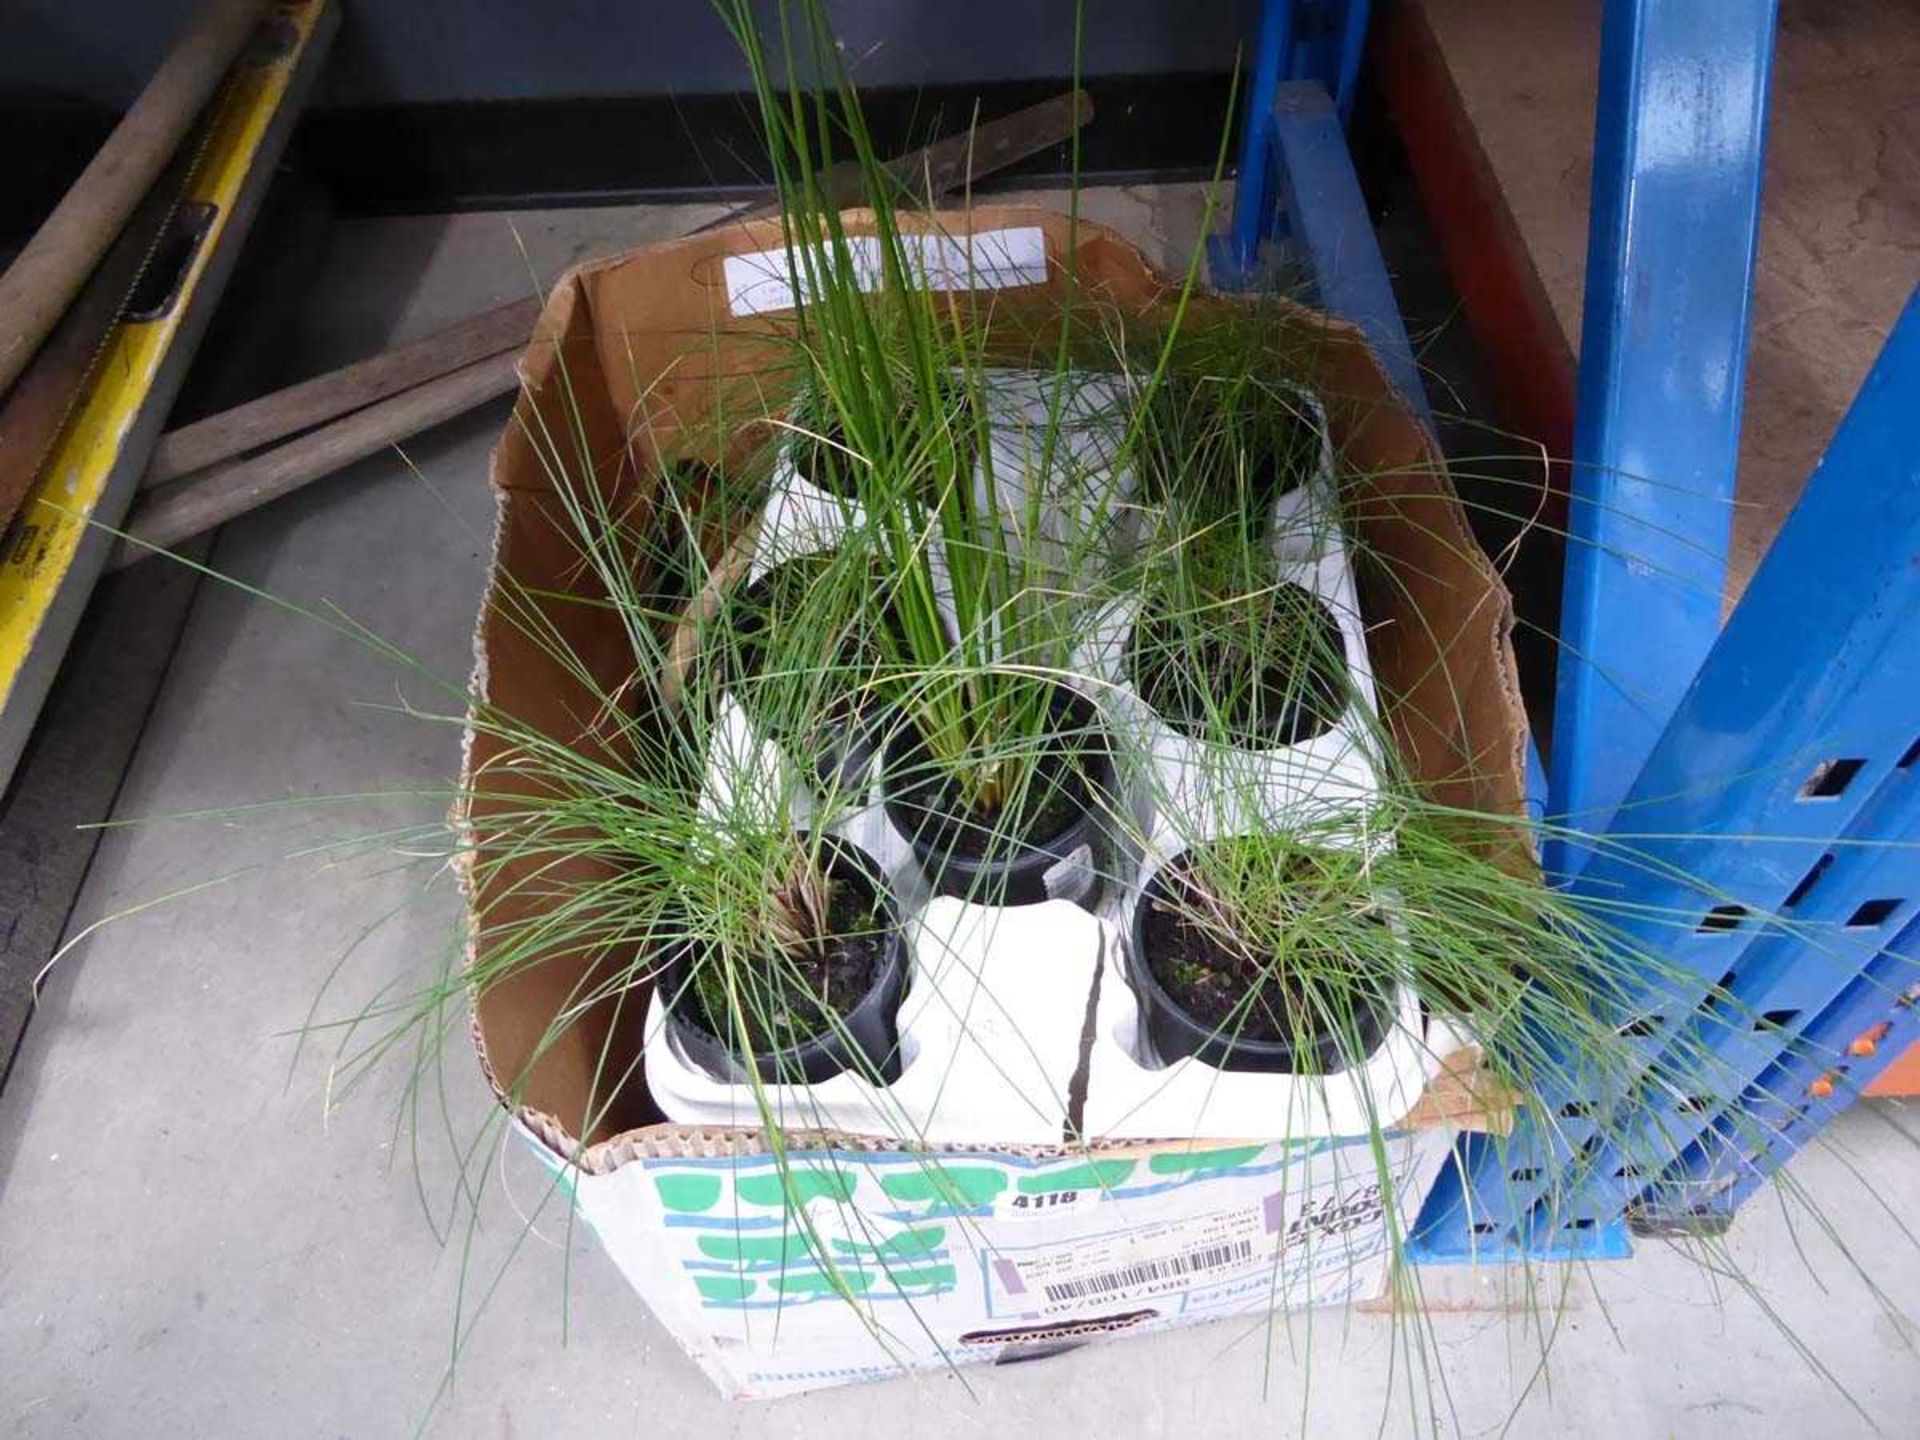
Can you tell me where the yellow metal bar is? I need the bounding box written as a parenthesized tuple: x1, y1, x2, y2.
(0, 1, 334, 775)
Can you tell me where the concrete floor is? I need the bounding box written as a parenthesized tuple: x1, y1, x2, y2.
(4, 194, 1920, 1438)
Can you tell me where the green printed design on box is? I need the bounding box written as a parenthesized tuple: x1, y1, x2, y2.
(697, 1232, 801, 1265)
(1017, 1159, 1134, 1194)
(694, 1274, 756, 1302)
(736, 1167, 854, 1208)
(774, 1269, 875, 1297)
(880, 1165, 1008, 1207)
(654, 1173, 724, 1213)
(831, 1225, 947, 1260)
(1147, 1145, 1265, 1176)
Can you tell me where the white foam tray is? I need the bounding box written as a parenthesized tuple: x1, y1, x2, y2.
(1081, 970, 1442, 1142)
(1066, 444, 1433, 1140)
(657, 694, 1105, 1141)
(1081, 870, 1458, 1140)
(641, 896, 1102, 1144)
(651, 371, 1450, 1147)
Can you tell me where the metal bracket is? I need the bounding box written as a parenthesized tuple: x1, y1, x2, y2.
(1211, 0, 1375, 283)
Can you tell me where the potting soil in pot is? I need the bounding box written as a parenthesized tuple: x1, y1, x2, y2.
(675, 873, 889, 1057)
(1127, 579, 1351, 748)
(661, 836, 909, 1088)
(879, 682, 1114, 907)
(1133, 846, 1396, 1072)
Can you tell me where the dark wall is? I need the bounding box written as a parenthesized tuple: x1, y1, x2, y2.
(3, 1, 1260, 109)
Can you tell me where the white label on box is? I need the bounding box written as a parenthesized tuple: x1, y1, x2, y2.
(724, 227, 1048, 316)
(987, 1180, 1391, 1318)
(990, 1200, 1271, 1314)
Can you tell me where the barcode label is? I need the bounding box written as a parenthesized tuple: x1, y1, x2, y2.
(989, 1182, 1405, 1318)
(1040, 1238, 1255, 1304)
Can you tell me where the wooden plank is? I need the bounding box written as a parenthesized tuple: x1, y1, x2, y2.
(137, 89, 1094, 494)
(113, 350, 521, 565)
(119, 86, 1098, 557)
(0, 0, 266, 395)
(877, 90, 1094, 205)
(693, 89, 1094, 227)
(117, 89, 1095, 554)
(144, 295, 541, 483)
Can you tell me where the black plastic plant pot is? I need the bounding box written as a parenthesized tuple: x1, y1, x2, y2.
(661, 836, 908, 1087)
(1245, 402, 1323, 503)
(790, 384, 976, 501)
(1128, 581, 1349, 748)
(1126, 851, 1396, 1074)
(708, 555, 886, 793)
(791, 411, 867, 500)
(1143, 378, 1321, 509)
(880, 683, 1116, 908)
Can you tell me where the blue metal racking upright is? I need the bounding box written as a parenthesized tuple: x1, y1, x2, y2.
(1546, 0, 1777, 867)
(1217, 0, 1920, 1256)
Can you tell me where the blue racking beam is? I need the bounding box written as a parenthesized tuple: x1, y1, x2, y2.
(1626, 292, 1920, 1225)
(1547, 0, 1779, 864)
(1413, 289, 1920, 1256)
(1666, 917, 1920, 1218)
(1218, 0, 1297, 279)
(1214, 0, 1375, 285)
(1258, 80, 1432, 431)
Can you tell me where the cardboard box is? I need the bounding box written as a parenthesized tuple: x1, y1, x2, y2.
(462, 207, 1528, 1398)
